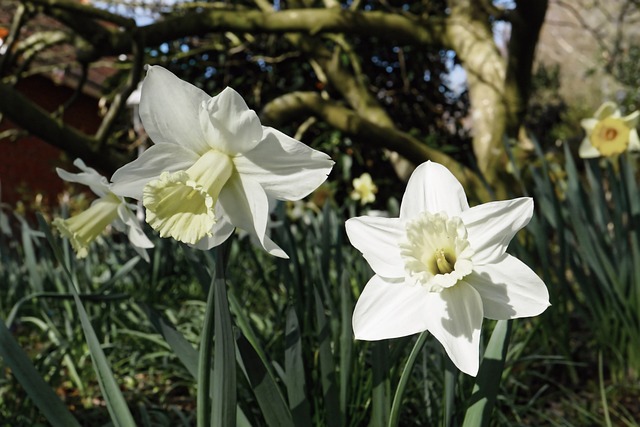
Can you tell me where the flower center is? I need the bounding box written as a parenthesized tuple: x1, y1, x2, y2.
(399, 211, 474, 292)
(143, 149, 234, 244)
(590, 117, 630, 156)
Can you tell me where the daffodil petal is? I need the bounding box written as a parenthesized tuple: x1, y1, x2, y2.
(578, 137, 601, 158)
(425, 281, 482, 376)
(116, 204, 154, 262)
(233, 127, 334, 200)
(594, 101, 619, 120)
(200, 87, 263, 155)
(191, 201, 235, 250)
(219, 173, 287, 258)
(345, 216, 405, 279)
(139, 66, 212, 154)
(56, 159, 109, 197)
(628, 129, 640, 152)
(110, 144, 200, 199)
(352, 275, 431, 340)
(467, 254, 550, 320)
(622, 110, 640, 129)
(461, 197, 533, 265)
(580, 118, 598, 133)
(400, 161, 469, 220)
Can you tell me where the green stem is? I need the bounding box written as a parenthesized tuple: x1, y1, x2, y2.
(388, 331, 429, 427)
(197, 270, 216, 427)
(211, 244, 237, 427)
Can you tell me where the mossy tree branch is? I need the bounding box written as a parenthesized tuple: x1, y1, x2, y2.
(0, 82, 128, 173)
(261, 92, 490, 203)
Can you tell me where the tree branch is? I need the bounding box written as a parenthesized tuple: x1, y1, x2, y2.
(0, 82, 129, 173)
(261, 92, 490, 202)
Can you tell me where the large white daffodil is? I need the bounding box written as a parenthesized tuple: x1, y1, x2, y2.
(110, 66, 333, 258)
(53, 159, 154, 261)
(579, 101, 640, 158)
(345, 161, 550, 376)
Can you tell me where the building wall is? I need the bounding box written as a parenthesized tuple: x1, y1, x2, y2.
(0, 75, 102, 208)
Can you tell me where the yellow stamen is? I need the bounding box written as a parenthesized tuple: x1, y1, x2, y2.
(590, 117, 630, 156)
(434, 249, 454, 274)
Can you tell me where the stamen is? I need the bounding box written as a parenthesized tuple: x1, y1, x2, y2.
(590, 117, 630, 156)
(399, 211, 474, 292)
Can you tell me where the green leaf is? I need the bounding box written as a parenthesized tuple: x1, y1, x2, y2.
(313, 286, 342, 427)
(37, 214, 136, 427)
(211, 247, 237, 427)
(371, 340, 391, 427)
(230, 293, 294, 427)
(236, 334, 294, 427)
(462, 320, 512, 427)
(284, 305, 312, 425)
(0, 317, 81, 427)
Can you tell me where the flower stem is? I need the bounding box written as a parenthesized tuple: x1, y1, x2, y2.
(197, 267, 216, 427)
(388, 331, 429, 427)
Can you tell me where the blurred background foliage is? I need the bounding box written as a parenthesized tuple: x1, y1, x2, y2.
(2, 0, 640, 425)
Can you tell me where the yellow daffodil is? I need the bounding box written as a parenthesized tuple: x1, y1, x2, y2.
(53, 159, 154, 260)
(111, 66, 333, 258)
(345, 161, 550, 376)
(350, 172, 378, 205)
(579, 101, 640, 158)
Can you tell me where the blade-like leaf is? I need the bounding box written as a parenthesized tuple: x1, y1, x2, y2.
(284, 306, 312, 425)
(0, 317, 81, 427)
(37, 214, 136, 427)
(211, 248, 237, 427)
(462, 320, 512, 427)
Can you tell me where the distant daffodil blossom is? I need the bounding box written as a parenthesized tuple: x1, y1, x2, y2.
(53, 159, 154, 261)
(111, 66, 333, 258)
(350, 172, 378, 206)
(579, 101, 640, 158)
(345, 161, 550, 376)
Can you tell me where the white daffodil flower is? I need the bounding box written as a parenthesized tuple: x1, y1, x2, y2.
(110, 66, 333, 258)
(345, 161, 550, 376)
(579, 101, 640, 158)
(350, 172, 378, 206)
(53, 159, 154, 261)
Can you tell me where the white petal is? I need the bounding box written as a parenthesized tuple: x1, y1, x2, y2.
(139, 66, 212, 154)
(622, 110, 640, 128)
(467, 254, 549, 320)
(345, 216, 405, 279)
(400, 161, 469, 220)
(200, 87, 263, 155)
(56, 158, 109, 197)
(233, 127, 334, 200)
(116, 204, 154, 262)
(461, 197, 533, 265)
(628, 130, 640, 152)
(594, 101, 619, 120)
(578, 137, 601, 159)
(219, 173, 287, 258)
(192, 201, 235, 250)
(580, 118, 598, 133)
(352, 275, 432, 340)
(425, 281, 483, 376)
(110, 144, 200, 199)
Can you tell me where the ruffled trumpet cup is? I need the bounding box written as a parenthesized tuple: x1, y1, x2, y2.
(579, 101, 640, 158)
(345, 161, 550, 376)
(53, 159, 154, 261)
(53, 193, 121, 259)
(111, 66, 333, 257)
